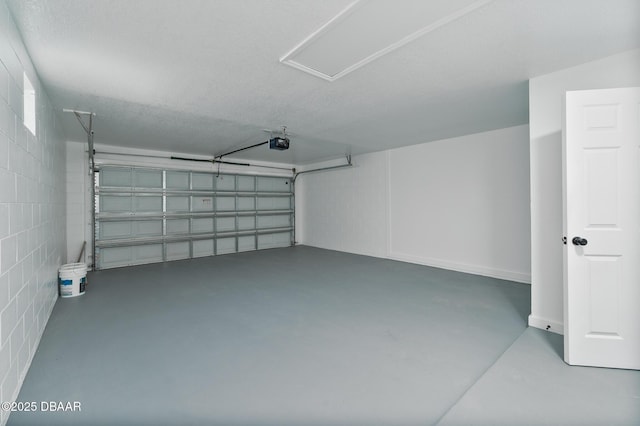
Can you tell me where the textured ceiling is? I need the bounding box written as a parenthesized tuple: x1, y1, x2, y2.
(6, 0, 640, 165)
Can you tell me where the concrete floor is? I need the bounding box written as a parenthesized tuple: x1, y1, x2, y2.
(439, 327, 640, 425)
(7, 246, 639, 425)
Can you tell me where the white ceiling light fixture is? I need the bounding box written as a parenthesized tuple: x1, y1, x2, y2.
(280, 0, 493, 82)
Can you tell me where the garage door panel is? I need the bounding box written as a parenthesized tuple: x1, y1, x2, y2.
(238, 236, 255, 252)
(257, 176, 291, 192)
(166, 171, 189, 189)
(258, 232, 292, 250)
(99, 221, 132, 240)
(95, 166, 293, 269)
(216, 217, 235, 232)
(191, 196, 214, 211)
(238, 217, 255, 230)
(237, 175, 255, 191)
(216, 196, 235, 211)
(237, 197, 255, 211)
(217, 237, 236, 254)
(99, 244, 163, 269)
(99, 246, 132, 268)
(100, 168, 131, 187)
(134, 196, 162, 212)
(192, 218, 214, 233)
(167, 196, 189, 212)
(166, 219, 189, 235)
(166, 242, 189, 261)
(134, 169, 162, 188)
(135, 220, 163, 237)
(99, 220, 163, 240)
(135, 244, 163, 262)
(193, 239, 214, 257)
(192, 173, 213, 190)
(100, 195, 132, 213)
(216, 175, 235, 191)
(257, 214, 290, 229)
(257, 196, 290, 210)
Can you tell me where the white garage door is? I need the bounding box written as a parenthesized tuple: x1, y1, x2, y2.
(94, 166, 294, 269)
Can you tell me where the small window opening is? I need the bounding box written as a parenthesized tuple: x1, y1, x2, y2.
(23, 72, 36, 136)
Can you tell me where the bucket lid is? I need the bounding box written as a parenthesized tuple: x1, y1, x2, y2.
(59, 263, 87, 272)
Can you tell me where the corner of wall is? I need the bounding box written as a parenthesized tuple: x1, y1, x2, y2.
(296, 151, 391, 258)
(65, 141, 89, 265)
(387, 125, 531, 283)
(384, 150, 391, 258)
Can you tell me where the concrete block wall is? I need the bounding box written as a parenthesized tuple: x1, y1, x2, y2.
(0, 3, 66, 425)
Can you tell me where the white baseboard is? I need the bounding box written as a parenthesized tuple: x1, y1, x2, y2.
(388, 252, 531, 284)
(528, 314, 564, 335)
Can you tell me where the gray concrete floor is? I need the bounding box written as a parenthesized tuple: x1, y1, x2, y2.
(439, 327, 640, 425)
(7, 246, 639, 425)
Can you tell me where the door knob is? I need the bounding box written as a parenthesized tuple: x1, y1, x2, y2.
(572, 237, 588, 246)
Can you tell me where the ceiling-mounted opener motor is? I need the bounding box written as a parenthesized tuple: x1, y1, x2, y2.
(169, 126, 294, 172)
(208, 126, 290, 175)
(268, 127, 290, 150)
(215, 126, 291, 160)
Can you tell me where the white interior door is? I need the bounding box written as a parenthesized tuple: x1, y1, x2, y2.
(563, 87, 640, 370)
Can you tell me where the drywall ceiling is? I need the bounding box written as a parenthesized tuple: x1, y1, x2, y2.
(6, 0, 640, 165)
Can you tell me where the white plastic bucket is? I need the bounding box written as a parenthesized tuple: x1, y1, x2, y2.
(58, 263, 87, 298)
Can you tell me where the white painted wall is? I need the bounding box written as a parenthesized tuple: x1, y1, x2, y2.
(388, 125, 530, 283)
(295, 152, 389, 258)
(298, 125, 531, 283)
(0, 4, 66, 425)
(529, 49, 640, 334)
(66, 141, 88, 264)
